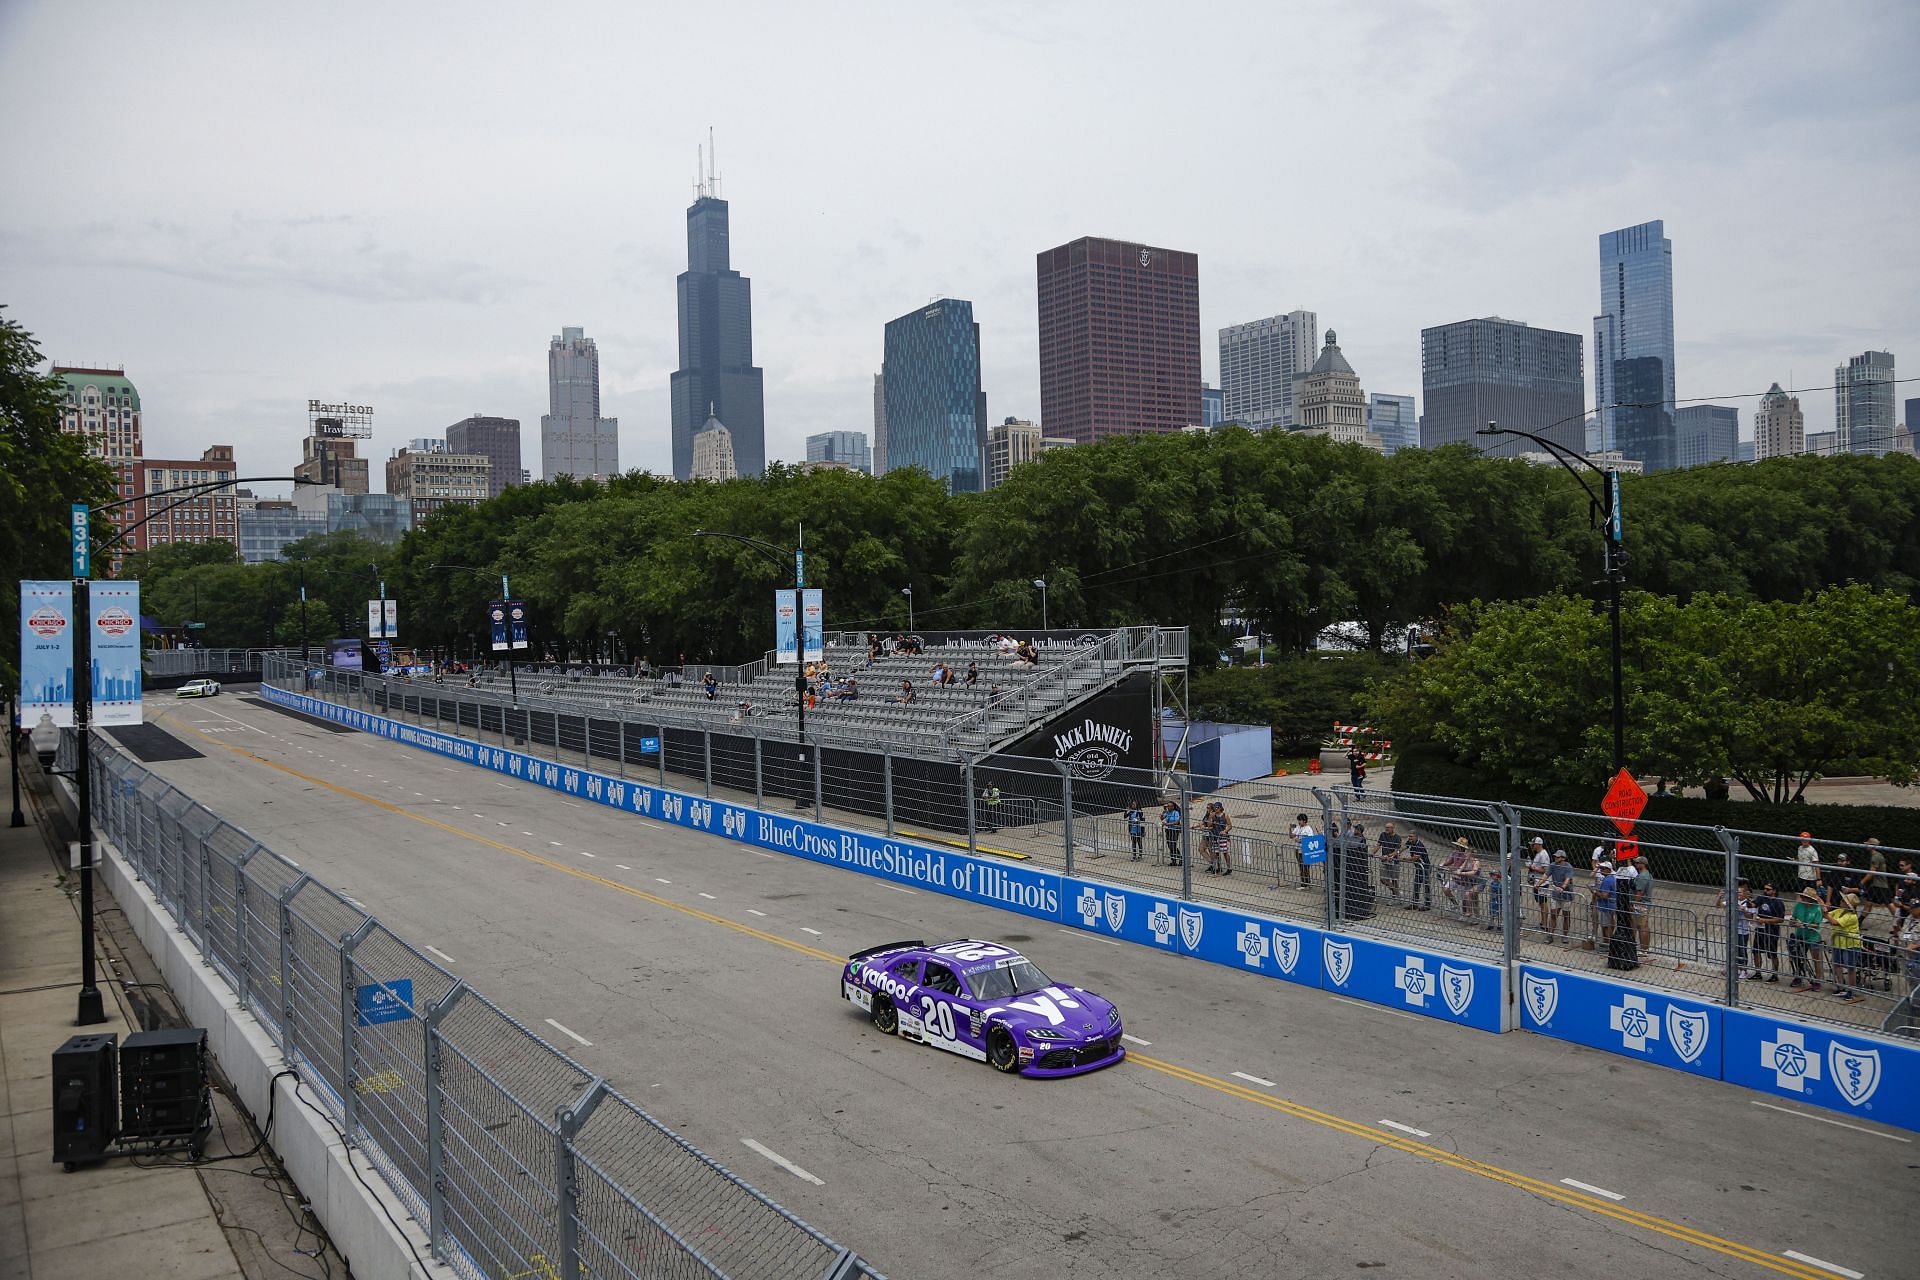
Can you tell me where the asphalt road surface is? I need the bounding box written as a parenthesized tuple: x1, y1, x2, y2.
(132, 696, 1914, 1280)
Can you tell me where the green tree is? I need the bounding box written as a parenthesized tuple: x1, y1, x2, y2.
(0, 306, 116, 694)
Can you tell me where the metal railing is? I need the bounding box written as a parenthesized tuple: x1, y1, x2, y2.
(259, 662, 1920, 1045)
(78, 731, 885, 1280)
(145, 647, 290, 676)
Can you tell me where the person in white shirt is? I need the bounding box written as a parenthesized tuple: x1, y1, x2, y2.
(1282, 814, 1317, 890)
(1527, 838, 1552, 933)
(1795, 833, 1821, 889)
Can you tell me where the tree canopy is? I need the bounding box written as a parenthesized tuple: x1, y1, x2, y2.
(1366, 585, 1920, 800)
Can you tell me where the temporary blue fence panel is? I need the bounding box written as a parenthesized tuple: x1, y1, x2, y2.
(1519, 965, 1721, 1080)
(1721, 1007, 1920, 1133)
(1318, 932, 1504, 1032)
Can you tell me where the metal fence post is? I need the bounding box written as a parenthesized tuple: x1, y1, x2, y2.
(753, 734, 764, 807)
(656, 724, 668, 787)
(1058, 763, 1076, 878)
(339, 918, 377, 1143)
(196, 836, 214, 965)
(883, 751, 895, 837)
(964, 757, 978, 855)
(1498, 803, 1522, 974)
(276, 874, 310, 1058)
(1717, 827, 1741, 1008)
(702, 728, 713, 798)
(234, 846, 258, 1010)
(1177, 774, 1194, 899)
(555, 1079, 610, 1280)
(423, 980, 469, 1261)
(615, 720, 626, 780)
(813, 748, 823, 821)
(1313, 789, 1338, 928)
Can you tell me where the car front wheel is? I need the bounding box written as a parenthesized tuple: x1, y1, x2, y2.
(871, 995, 898, 1035)
(987, 1025, 1020, 1073)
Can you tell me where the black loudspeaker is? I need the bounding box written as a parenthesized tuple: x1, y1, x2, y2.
(52, 1033, 119, 1168)
(120, 1028, 210, 1153)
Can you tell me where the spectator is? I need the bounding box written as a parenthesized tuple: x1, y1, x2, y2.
(1826, 850, 1863, 904)
(1547, 850, 1574, 941)
(1485, 864, 1505, 932)
(730, 700, 752, 724)
(1788, 887, 1826, 992)
(1013, 640, 1039, 668)
(1861, 839, 1894, 912)
(1203, 801, 1232, 875)
(1716, 879, 1751, 975)
(1585, 860, 1616, 952)
(866, 635, 883, 666)
(1440, 838, 1470, 910)
(1126, 799, 1146, 862)
(1631, 855, 1655, 951)
(635, 656, 653, 679)
(1162, 800, 1183, 867)
(1895, 904, 1920, 999)
(1526, 838, 1551, 934)
(1347, 746, 1367, 792)
(994, 633, 1017, 655)
(1378, 822, 1404, 903)
(1825, 893, 1865, 1005)
(1752, 882, 1785, 982)
(1404, 833, 1432, 911)
(702, 671, 718, 700)
(964, 661, 979, 689)
(1794, 832, 1821, 892)
(979, 782, 1002, 832)
(896, 680, 916, 705)
(840, 678, 860, 702)
(1284, 813, 1316, 890)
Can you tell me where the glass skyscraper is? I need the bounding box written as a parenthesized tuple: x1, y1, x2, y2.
(805, 430, 872, 473)
(1419, 317, 1584, 456)
(1834, 350, 1896, 456)
(1612, 356, 1674, 472)
(1673, 404, 1738, 468)
(1366, 393, 1418, 455)
(882, 299, 987, 494)
(670, 179, 765, 480)
(1593, 220, 1676, 469)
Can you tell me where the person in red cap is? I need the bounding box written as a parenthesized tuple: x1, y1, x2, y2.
(1795, 832, 1821, 893)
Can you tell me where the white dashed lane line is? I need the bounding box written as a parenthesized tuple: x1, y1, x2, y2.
(655, 878, 672, 885)
(1230, 1071, 1275, 1088)
(1782, 1250, 1864, 1279)
(579, 852, 597, 859)
(615, 864, 631, 870)
(698, 892, 717, 900)
(1380, 1119, 1433, 1139)
(425, 945, 456, 965)
(740, 1139, 824, 1186)
(1558, 1178, 1622, 1201)
(1326, 995, 1420, 1021)
(1121, 1034, 1151, 1046)
(800, 928, 823, 936)
(747, 909, 767, 917)
(1749, 1100, 1910, 1141)
(544, 1018, 593, 1047)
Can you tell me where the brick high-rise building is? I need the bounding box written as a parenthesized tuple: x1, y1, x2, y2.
(1036, 237, 1200, 445)
(140, 446, 239, 549)
(385, 444, 490, 526)
(53, 365, 145, 560)
(445, 415, 522, 498)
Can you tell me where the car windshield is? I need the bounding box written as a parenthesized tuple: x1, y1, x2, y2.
(964, 958, 1053, 1001)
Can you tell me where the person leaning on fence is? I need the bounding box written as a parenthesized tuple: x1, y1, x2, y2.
(1526, 838, 1551, 934)
(1895, 904, 1920, 998)
(1377, 822, 1403, 902)
(1789, 887, 1826, 991)
(1631, 855, 1655, 951)
(1126, 800, 1146, 862)
(1547, 850, 1574, 941)
(1203, 801, 1232, 875)
(1795, 832, 1821, 890)
(1751, 881, 1785, 982)
(1162, 800, 1184, 866)
(1584, 860, 1615, 951)
(1715, 879, 1752, 973)
(1404, 833, 1433, 910)
(1826, 893, 1866, 1005)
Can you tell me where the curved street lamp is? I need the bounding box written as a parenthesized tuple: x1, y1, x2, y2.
(1477, 421, 1626, 773)
(1032, 578, 1049, 631)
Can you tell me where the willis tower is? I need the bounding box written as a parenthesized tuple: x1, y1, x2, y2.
(670, 140, 765, 479)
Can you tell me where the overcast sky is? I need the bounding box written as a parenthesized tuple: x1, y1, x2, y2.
(4, 0, 1916, 491)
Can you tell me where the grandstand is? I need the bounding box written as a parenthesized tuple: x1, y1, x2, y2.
(460, 628, 1181, 759)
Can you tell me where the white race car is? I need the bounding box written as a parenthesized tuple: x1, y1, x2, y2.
(175, 678, 222, 698)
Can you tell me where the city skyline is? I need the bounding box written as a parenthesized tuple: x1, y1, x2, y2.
(3, 2, 1915, 491)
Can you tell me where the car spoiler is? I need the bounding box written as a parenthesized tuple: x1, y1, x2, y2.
(847, 940, 924, 961)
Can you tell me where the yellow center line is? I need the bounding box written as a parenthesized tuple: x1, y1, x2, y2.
(160, 706, 1831, 1280)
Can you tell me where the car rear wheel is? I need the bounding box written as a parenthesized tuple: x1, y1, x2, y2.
(871, 995, 898, 1035)
(987, 1025, 1020, 1073)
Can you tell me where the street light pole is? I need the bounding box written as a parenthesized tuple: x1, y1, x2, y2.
(1478, 421, 1626, 773)
(1032, 578, 1048, 631)
(902, 586, 913, 633)
(8, 697, 24, 828)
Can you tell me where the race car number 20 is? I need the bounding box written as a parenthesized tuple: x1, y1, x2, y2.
(919, 997, 958, 1040)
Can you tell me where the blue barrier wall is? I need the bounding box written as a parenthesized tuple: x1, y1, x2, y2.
(259, 685, 1919, 1133)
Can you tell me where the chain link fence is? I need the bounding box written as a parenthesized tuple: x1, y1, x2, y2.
(258, 660, 1920, 1046)
(79, 731, 885, 1280)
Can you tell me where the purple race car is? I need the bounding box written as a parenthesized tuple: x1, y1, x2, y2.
(841, 939, 1125, 1077)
